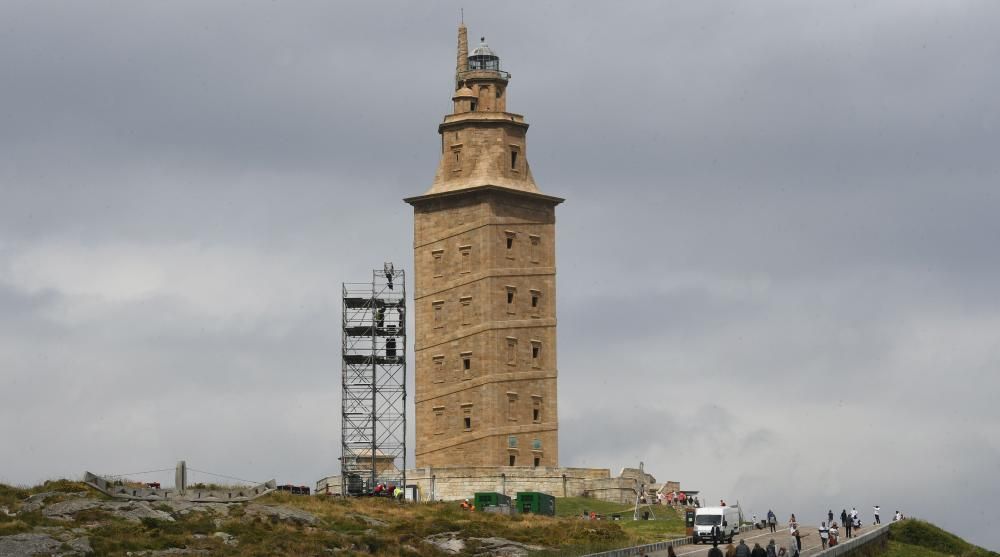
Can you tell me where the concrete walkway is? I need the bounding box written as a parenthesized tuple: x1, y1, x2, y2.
(646, 525, 829, 557)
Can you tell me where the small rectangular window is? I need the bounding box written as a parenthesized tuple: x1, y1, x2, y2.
(434, 407, 445, 435)
(532, 345, 540, 359)
(531, 291, 539, 308)
(507, 237, 513, 249)
(506, 287, 516, 314)
(464, 416, 471, 430)
(529, 235, 540, 263)
(507, 393, 517, 420)
(462, 351, 472, 375)
(511, 150, 518, 170)
(531, 341, 541, 367)
(507, 291, 514, 304)
(432, 249, 444, 278)
(460, 296, 472, 325)
(433, 355, 445, 383)
(509, 455, 517, 466)
(432, 301, 444, 328)
(504, 231, 516, 258)
(533, 408, 540, 422)
(532, 396, 543, 423)
(459, 246, 471, 274)
(506, 338, 517, 365)
(533, 457, 540, 467)
(470, 100, 477, 111)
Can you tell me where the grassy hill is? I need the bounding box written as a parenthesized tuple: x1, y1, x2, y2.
(885, 519, 999, 557)
(0, 480, 685, 556)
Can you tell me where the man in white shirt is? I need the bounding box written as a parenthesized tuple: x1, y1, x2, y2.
(873, 505, 881, 524)
(818, 522, 829, 549)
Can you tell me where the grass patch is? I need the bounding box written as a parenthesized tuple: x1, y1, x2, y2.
(889, 520, 998, 557)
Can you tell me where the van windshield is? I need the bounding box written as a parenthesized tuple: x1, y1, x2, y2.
(695, 515, 721, 525)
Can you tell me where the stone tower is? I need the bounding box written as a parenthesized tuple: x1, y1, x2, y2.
(404, 25, 562, 468)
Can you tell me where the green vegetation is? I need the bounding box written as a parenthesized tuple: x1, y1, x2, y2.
(886, 520, 999, 557)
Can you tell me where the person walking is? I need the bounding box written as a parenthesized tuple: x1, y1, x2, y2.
(829, 523, 839, 546)
(766, 539, 778, 557)
(735, 539, 751, 557)
(791, 525, 809, 555)
(873, 505, 881, 524)
(767, 510, 777, 533)
(751, 542, 767, 557)
(818, 522, 829, 549)
(844, 511, 853, 539)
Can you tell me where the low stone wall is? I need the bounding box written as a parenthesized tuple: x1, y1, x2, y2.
(816, 523, 890, 557)
(84, 472, 276, 503)
(581, 524, 755, 557)
(316, 466, 645, 503)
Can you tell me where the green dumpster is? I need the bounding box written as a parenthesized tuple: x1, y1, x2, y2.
(474, 492, 511, 509)
(516, 492, 555, 516)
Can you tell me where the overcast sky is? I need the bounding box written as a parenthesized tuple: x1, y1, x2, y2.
(2, 0, 999, 550)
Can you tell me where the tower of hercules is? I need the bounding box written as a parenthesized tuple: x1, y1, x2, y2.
(404, 24, 562, 468)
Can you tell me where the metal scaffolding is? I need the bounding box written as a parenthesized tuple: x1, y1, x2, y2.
(341, 263, 406, 496)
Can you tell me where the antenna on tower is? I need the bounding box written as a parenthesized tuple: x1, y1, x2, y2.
(460, 8, 464, 24)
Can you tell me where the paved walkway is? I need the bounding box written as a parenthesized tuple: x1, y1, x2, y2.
(646, 525, 831, 557)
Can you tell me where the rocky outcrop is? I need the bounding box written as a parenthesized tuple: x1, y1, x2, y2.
(42, 499, 174, 523)
(243, 504, 318, 525)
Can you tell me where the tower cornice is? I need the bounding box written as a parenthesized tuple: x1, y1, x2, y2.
(403, 184, 564, 208)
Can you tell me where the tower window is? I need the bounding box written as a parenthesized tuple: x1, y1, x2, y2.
(470, 100, 477, 111)
(507, 237, 513, 249)
(432, 249, 444, 278)
(532, 396, 543, 423)
(459, 245, 471, 274)
(531, 341, 541, 367)
(533, 457, 540, 467)
(462, 404, 473, 431)
(507, 393, 518, 420)
(511, 150, 518, 170)
(531, 291, 540, 308)
(433, 406, 445, 435)
(460, 296, 472, 325)
(533, 408, 540, 422)
(461, 351, 472, 376)
(506, 337, 517, 365)
(432, 355, 445, 383)
(509, 455, 517, 466)
(432, 301, 444, 328)
(506, 287, 516, 313)
(504, 231, 516, 257)
(529, 235, 540, 263)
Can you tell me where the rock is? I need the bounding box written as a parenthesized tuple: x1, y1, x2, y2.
(19, 492, 59, 513)
(124, 550, 210, 556)
(106, 502, 175, 523)
(243, 504, 317, 525)
(65, 536, 93, 555)
(473, 537, 546, 557)
(42, 499, 102, 519)
(425, 532, 466, 554)
(0, 532, 63, 556)
(213, 532, 238, 546)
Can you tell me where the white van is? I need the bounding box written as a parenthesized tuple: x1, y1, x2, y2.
(693, 506, 741, 544)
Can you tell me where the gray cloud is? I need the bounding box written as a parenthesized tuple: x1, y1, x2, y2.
(1, 0, 999, 551)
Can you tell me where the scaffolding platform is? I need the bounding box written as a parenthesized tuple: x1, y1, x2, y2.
(341, 264, 407, 497)
(343, 297, 405, 309)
